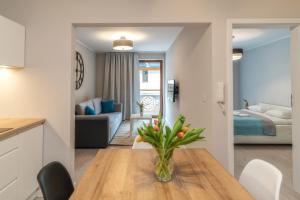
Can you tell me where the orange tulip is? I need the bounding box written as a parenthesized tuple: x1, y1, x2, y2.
(153, 125, 160, 132)
(176, 131, 185, 139)
(154, 119, 159, 125)
(182, 126, 189, 133)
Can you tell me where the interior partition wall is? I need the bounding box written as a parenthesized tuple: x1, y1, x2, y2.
(226, 19, 300, 193)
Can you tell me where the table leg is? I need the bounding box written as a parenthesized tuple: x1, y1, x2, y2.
(130, 119, 133, 137)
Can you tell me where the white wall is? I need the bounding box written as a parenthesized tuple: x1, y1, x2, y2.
(0, 0, 299, 176)
(165, 24, 212, 149)
(239, 38, 291, 107)
(291, 25, 300, 193)
(75, 41, 96, 104)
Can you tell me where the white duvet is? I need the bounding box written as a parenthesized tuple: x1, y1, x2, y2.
(240, 109, 292, 125)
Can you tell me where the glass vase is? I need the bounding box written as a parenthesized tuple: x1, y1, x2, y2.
(155, 150, 174, 182)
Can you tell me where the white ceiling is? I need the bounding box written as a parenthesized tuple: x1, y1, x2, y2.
(75, 26, 183, 52)
(233, 28, 290, 50)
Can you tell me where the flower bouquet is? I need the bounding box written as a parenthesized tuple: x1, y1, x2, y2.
(136, 115, 205, 182)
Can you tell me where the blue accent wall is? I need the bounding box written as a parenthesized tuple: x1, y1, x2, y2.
(235, 38, 291, 108)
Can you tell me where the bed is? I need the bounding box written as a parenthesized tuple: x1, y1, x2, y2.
(234, 104, 292, 144)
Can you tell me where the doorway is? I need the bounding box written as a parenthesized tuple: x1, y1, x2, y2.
(227, 19, 300, 198)
(138, 59, 163, 116)
(72, 23, 188, 182)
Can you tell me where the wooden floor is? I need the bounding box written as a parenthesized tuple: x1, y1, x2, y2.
(234, 144, 300, 200)
(75, 145, 300, 199)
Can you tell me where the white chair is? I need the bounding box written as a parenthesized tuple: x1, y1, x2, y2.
(239, 159, 282, 200)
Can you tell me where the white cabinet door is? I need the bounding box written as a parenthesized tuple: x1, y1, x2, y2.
(0, 179, 19, 200)
(0, 135, 20, 200)
(0, 15, 25, 68)
(18, 126, 43, 199)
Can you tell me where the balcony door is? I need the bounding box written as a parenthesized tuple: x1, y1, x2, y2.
(139, 60, 163, 116)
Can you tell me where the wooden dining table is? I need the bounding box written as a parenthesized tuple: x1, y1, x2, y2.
(70, 149, 254, 200)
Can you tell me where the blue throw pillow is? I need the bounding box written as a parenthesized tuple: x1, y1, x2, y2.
(85, 106, 96, 115)
(101, 100, 115, 113)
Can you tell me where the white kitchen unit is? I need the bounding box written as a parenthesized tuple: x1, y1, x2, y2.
(0, 119, 45, 200)
(0, 15, 25, 68)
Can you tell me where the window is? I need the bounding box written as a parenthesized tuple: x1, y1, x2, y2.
(139, 60, 163, 115)
(142, 70, 148, 82)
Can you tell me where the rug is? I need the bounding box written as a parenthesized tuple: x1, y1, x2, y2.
(110, 121, 136, 146)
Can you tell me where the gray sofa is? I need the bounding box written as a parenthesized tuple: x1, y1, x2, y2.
(75, 98, 123, 148)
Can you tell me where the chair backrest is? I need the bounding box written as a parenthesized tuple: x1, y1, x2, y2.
(37, 161, 74, 200)
(239, 159, 282, 200)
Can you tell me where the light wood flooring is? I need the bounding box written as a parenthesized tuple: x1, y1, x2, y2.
(75, 144, 300, 199)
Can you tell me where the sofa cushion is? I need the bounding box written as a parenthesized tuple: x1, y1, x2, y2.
(99, 112, 122, 140)
(85, 106, 96, 115)
(92, 98, 102, 114)
(76, 100, 94, 115)
(101, 100, 115, 113)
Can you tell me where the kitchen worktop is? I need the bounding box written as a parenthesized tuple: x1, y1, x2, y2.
(0, 118, 45, 141)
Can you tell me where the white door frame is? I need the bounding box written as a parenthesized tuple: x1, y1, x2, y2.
(226, 19, 300, 187)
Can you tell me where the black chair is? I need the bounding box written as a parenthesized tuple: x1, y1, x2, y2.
(37, 161, 74, 200)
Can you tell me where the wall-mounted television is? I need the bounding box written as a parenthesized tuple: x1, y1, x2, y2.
(167, 80, 178, 102)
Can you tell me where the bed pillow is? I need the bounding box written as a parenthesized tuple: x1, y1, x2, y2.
(248, 105, 264, 113)
(265, 109, 292, 119)
(258, 103, 273, 112)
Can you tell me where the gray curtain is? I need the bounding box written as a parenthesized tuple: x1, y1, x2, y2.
(102, 52, 139, 119)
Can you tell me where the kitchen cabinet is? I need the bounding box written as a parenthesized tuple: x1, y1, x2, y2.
(0, 120, 44, 200)
(0, 15, 25, 68)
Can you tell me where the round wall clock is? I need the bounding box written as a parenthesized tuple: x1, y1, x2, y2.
(75, 51, 84, 90)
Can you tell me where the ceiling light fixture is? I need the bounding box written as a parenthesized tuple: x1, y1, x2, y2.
(113, 36, 133, 51)
(232, 48, 243, 61)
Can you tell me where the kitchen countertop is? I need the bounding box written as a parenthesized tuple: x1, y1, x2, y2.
(0, 118, 45, 141)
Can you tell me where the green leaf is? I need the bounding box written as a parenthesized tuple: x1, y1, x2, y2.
(164, 126, 171, 147)
(165, 115, 185, 148)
